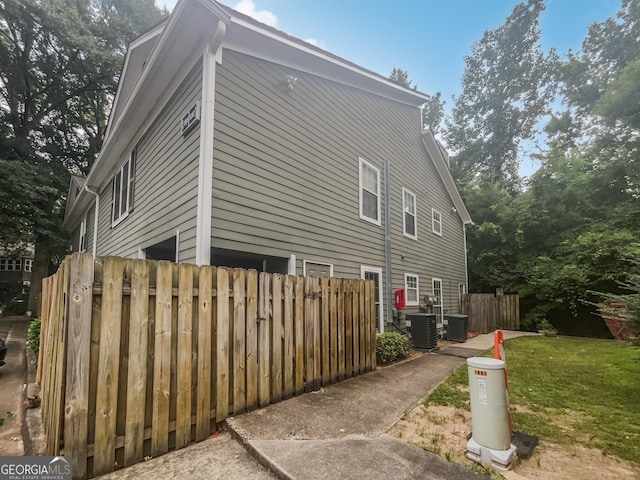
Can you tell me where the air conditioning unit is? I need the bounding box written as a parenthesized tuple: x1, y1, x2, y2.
(407, 313, 438, 351)
(446, 314, 469, 343)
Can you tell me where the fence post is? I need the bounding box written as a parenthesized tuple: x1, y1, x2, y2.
(93, 256, 124, 476)
(124, 259, 151, 464)
(216, 267, 230, 422)
(64, 253, 94, 479)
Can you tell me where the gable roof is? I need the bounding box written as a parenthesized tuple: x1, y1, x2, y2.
(64, 175, 86, 222)
(104, 22, 166, 141)
(63, 0, 468, 230)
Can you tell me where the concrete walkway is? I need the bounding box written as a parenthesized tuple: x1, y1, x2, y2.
(89, 330, 538, 479)
(223, 330, 539, 480)
(0, 316, 30, 457)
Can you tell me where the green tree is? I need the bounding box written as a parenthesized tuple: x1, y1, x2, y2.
(445, 0, 556, 190)
(389, 66, 413, 88)
(442, 0, 556, 317)
(0, 0, 165, 314)
(389, 67, 445, 132)
(420, 91, 445, 133)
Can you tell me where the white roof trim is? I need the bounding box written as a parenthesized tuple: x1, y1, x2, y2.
(421, 129, 473, 225)
(227, 16, 430, 105)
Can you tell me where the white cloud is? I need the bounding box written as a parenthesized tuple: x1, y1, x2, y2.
(306, 39, 327, 50)
(233, 0, 278, 28)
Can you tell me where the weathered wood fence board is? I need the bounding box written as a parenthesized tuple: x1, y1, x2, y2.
(461, 290, 520, 333)
(38, 253, 376, 479)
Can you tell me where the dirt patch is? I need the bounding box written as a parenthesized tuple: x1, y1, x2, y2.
(389, 403, 640, 480)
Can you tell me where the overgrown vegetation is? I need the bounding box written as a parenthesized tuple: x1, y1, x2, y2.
(596, 255, 640, 340)
(424, 336, 640, 464)
(27, 317, 41, 353)
(440, 0, 640, 335)
(0, 0, 167, 314)
(376, 332, 410, 364)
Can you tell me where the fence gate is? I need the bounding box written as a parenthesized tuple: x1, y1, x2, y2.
(461, 289, 520, 333)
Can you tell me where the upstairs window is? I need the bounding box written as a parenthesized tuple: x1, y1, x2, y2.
(24, 259, 33, 272)
(112, 150, 136, 226)
(432, 208, 442, 236)
(402, 188, 417, 239)
(359, 157, 381, 226)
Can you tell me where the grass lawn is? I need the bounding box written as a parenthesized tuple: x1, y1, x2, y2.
(425, 336, 640, 465)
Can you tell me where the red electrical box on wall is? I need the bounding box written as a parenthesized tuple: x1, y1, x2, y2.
(394, 289, 405, 310)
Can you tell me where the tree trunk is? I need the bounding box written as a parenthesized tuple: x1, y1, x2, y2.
(27, 234, 50, 317)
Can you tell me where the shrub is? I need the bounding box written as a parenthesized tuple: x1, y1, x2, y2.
(376, 332, 410, 364)
(27, 317, 41, 353)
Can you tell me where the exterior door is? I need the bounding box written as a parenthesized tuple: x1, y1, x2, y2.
(361, 266, 383, 332)
(432, 278, 443, 327)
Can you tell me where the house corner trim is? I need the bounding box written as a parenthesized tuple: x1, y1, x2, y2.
(196, 21, 226, 266)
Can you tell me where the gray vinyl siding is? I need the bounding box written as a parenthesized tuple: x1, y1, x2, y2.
(212, 50, 467, 322)
(390, 155, 468, 316)
(212, 50, 385, 275)
(68, 203, 94, 253)
(95, 61, 203, 262)
(84, 204, 95, 253)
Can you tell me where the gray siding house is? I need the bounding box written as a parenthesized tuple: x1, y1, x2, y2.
(63, 0, 473, 333)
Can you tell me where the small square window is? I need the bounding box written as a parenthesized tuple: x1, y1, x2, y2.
(432, 208, 442, 236)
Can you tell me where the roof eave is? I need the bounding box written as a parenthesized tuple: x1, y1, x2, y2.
(421, 129, 473, 225)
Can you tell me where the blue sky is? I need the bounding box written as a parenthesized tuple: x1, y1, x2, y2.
(158, 0, 622, 174)
(159, 0, 621, 100)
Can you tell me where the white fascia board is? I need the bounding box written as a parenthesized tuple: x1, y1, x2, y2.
(421, 129, 473, 225)
(63, 0, 230, 230)
(104, 23, 165, 140)
(224, 16, 431, 107)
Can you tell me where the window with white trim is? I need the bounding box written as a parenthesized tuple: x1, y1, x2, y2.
(359, 157, 381, 225)
(361, 266, 384, 332)
(79, 217, 87, 252)
(432, 208, 442, 236)
(111, 150, 136, 226)
(303, 260, 334, 278)
(402, 188, 417, 239)
(404, 273, 419, 306)
(24, 259, 33, 272)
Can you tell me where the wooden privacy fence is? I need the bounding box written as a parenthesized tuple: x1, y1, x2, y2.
(461, 289, 520, 333)
(38, 253, 376, 479)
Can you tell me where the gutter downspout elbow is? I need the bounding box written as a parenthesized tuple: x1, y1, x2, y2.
(84, 185, 100, 258)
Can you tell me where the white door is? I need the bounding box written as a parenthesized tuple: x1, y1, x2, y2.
(432, 278, 443, 327)
(361, 266, 384, 332)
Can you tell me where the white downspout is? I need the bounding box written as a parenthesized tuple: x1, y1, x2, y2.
(84, 185, 100, 257)
(463, 223, 469, 292)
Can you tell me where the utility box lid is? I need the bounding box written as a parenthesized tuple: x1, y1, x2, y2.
(467, 357, 505, 370)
